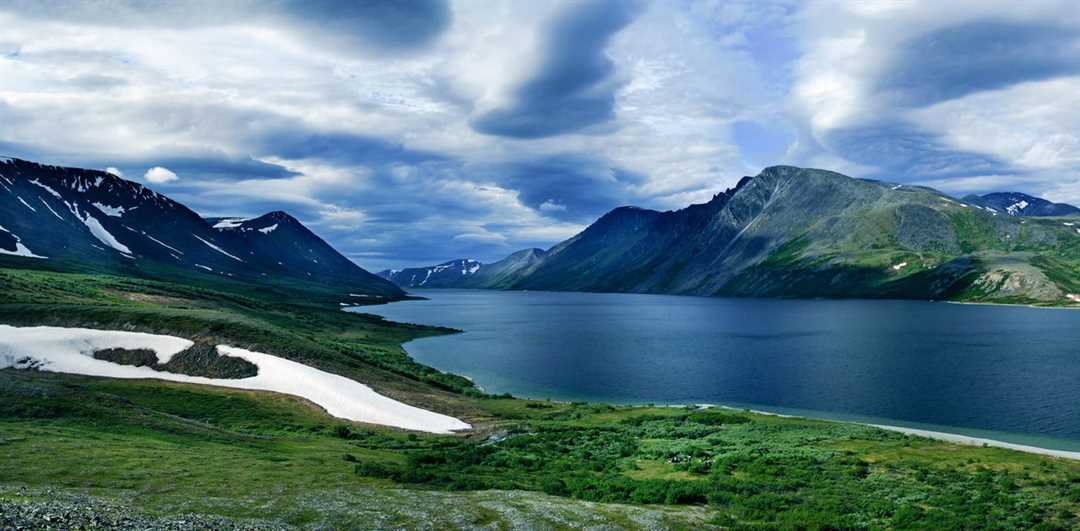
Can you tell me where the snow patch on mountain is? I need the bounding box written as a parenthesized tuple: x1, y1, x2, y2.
(143, 233, 183, 255)
(1006, 200, 1029, 216)
(39, 198, 64, 220)
(213, 218, 249, 230)
(29, 179, 62, 199)
(16, 196, 36, 212)
(258, 224, 278, 234)
(0, 224, 47, 259)
(72, 204, 131, 255)
(92, 202, 125, 217)
(193, 234, 244, 262)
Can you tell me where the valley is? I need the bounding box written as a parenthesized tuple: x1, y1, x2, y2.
(2, 159, 1079, 528)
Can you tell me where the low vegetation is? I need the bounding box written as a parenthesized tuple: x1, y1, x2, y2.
(1, 266, 1079, 528)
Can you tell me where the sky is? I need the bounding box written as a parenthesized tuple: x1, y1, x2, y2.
(2, 0, 1080, 271)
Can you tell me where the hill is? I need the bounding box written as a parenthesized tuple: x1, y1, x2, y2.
(0, 157, 402, 299)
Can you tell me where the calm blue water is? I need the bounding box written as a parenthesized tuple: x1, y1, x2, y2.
(356, 289, 1080, 450)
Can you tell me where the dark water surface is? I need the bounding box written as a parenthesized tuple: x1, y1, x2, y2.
(356, 289, 1080, 450)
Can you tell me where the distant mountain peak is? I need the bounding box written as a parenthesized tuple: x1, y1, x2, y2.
(964, 192, 1079, 217)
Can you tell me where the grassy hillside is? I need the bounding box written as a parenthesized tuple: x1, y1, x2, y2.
(2, 267, 1080, 528)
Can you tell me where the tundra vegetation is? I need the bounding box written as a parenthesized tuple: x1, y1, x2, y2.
(1, 267, 1079, 529)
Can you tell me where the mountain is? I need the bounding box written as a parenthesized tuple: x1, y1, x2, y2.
(378, 258, 484, 288)
(0, 157, 403, 299)
(383, 166, 1080, 305)
(377, 248, 548, 289)
(963, 192, 1080, 217)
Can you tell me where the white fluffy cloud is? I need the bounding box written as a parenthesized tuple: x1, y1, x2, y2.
(143, 166, 178, 184)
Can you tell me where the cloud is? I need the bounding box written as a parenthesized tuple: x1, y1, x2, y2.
(788, 0, 1080, 203)
(143, 166, 178, 183)
(276, 0, 451, 54)
(474, 154, 648, 222)
(539, 199, 567, 212)
(877, 19, 1080, 108)
(471, 0, 647, 138)
(5, 0, 1080, 272)
(0, 0, 451, 54)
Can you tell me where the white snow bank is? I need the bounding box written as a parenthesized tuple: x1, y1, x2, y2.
(17, 196, 36, 212)
(0, 326, 192, 366)
(258, 224, 278, 234)
(0, 325, 470, 433)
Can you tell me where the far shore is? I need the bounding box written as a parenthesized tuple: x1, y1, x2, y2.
(945, 300, 1080, 311)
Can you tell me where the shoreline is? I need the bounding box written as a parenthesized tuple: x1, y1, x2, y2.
(710, 405, 1080, 461)
(944, 300, 1080, 311)
(392, 287, 1080, 311)
(868, 424, 1080, 460)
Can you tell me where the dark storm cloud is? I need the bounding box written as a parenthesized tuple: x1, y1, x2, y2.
(879, 20, 1080, 107)
(824, 121, 1014, 179)
(471, 0, 646, 139)
(278, 0, 450, 53)
(477, 155, 646, 221)
(0, 0, 451, 53)
(256, 131, 449, 166)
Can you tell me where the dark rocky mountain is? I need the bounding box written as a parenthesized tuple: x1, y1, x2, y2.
(0, 157, 403, 299)
(383, 166, 1080, 305)
(963, 192, 1080, 217)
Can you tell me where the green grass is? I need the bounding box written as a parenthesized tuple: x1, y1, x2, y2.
(2, 266, 1080, 528)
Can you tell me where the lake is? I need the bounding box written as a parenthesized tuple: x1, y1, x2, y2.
(355, 289, 1080, 451)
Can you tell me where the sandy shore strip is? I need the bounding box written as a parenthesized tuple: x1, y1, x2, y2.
(868, 424, 1080, 461)
(708, 405, 1080, 460)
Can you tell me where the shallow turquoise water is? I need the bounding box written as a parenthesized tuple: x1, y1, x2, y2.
(357, 289, 1080, 451)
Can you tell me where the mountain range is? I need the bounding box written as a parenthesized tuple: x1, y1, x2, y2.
(381, 166, 1080, 305)
(963, 192, 1080, 217)
(0, 157, 403, 299)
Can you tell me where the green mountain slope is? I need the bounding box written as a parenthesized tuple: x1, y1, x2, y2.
(392, 166, 1080, 305)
